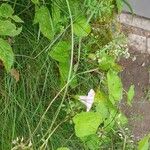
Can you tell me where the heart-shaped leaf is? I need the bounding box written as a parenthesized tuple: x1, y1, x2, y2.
(73, 112, 102, 138)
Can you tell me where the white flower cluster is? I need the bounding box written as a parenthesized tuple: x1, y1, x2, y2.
(96, 34, 130, 59)
(12, 137, 32, 150)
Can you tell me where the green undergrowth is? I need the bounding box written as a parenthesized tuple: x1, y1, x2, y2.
(0, 0, 138, 150)
(0, 24, 82, 149)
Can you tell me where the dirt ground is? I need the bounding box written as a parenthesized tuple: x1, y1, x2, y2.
(120, 47, 150, 140)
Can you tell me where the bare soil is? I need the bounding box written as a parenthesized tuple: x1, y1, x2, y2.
(120, 47, 150, 140)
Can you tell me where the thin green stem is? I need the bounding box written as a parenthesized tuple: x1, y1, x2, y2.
(40, 0, 75, 146)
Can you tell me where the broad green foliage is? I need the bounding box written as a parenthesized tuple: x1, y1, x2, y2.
(0, 3, 22, 71)
(0, 3, 23, 22)
(98, 54, 116, 71)
(0, 20, 22, 36)
(83, 134, 100, 150)
(103, 110, 116, 131)
(59, 63, 70, 84)
(73, 112, 102, 138)
(73, 17, 91, 37)
(0, 38, 14, 72)
(138, 135, 150, 150)
(49, 41, 77, 87)
(69, 0, 82, 17)
(49, 41, 70, 84)
(98, 53, 122, 72)
(96, 103, 109, 120)
(107, 70, 123, 103)
(34, 6, 54, 40)
(0, 3, 14, 18)
(127, 85, 135, 106)
(52, 3, 61, 32)
(49, 41, 70, 63)
(95, 90, 109, 119)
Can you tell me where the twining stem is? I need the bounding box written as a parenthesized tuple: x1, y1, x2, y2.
(27, 0, 75, 146)
(40, 0, 75, 146)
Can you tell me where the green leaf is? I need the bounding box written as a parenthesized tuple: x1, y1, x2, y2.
(98, 54, 115, 71)
(0, 38, 14, 72)
(73, 112, 102, 138)
(50, 41, 70, 84)
(57, 147, 70, 150)
(49, 41, 77, 87)
(95, 90, 109, 119)
(34, 6, 54, 40)
(104, 110, 116, 132)
(69, 0, 81, 17)
(52, 3, 61, 25)
(0, 3, 14, 18)
(0, 20, 22, 37)
(31, 0, 39, 4)
(98, 53, 122, 72)
(11, 15, 24, 23)
(51, 3, 62, 33)
(82, 134, 100, 150)
(95, 89, 115, 110)
(138, 135, 150, 150)
(59, 63, 77, 88)
(59, 63, 69, 83)
(127, 85, 135, 106)
(73, 17, 91, 37)
(107, 70, 123, 103)
(96, 103, 109, 120)
(49, 41, 70, 63)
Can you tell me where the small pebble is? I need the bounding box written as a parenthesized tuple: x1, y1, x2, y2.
(132, 56, 136, 61)
(142, 62, 145, 67)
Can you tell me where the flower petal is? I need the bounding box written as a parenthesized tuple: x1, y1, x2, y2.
(88, 89, 95, 97)
(79, 89, 95, 111)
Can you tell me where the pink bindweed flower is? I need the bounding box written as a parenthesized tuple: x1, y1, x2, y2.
(79, 89, 95, 112)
